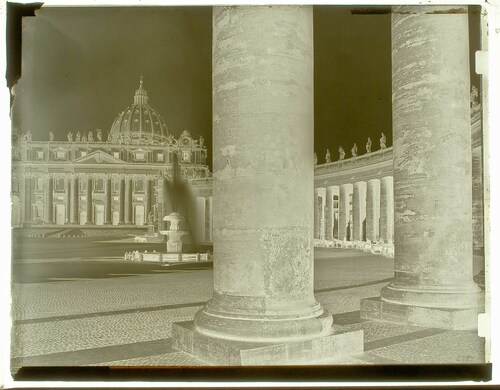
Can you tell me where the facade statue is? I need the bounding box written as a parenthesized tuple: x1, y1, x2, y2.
(26, 131, 32, 142)
(96, 129, 102, 142)
(314, 152, 318, 166)
(338, 146, 345, 160)
(67, 132, 73, 142)
(167, 134, 174, 144)
(88, 131, 94, 142)
(325, 149, 331, 163)
(366, 137, 372, 153)
(49, 131, 54, 142)
(351, 143, 358, 158)
(75, 131, 81, 142)
(199, 136, 204, 147)
(380, 132, 387, 149)
(148, 211, 154, 224)
(82, 133, 87, 142)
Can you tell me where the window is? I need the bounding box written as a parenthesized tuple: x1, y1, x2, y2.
(55, 178, 65, 192)
(35, 177, 44, 191)
(333, 195, 339, 209)
(80, 180, 87, 191)
(135, 179, 144, 192)
(94, 178, 104, 192)
(113, 180, 120, 192)
(56, 150, 66, 159)
(157, 153, 164, 162)
(135, 152, 145, 161)
(182, 151, 191, 162)
(113, 152, 120, 159)
(80, 151, 87, 157)
(36, 151, 44, 159)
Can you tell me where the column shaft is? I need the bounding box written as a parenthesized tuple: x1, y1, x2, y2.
(381, 5, 481, 310)
(353, 182, 367, 241)
(45, 176, 54, 224)
(338, 184, 353, 241)
(70, 176, 79, 224)
(194, 6, 331, 342)
(314, 188, 326, 239)
(105, 177, 112, 224)
(366, 179, 381, 242)
(325, 186, 338, 241)
(125, 177, 133, 224)
(380, 176, 394, 242)
(86, 177, 93, 224)
(119, 178, 125, 224)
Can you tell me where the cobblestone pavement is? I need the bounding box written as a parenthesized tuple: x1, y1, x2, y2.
(10, 245, 486, 373)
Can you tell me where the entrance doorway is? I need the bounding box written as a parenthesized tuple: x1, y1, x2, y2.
(95, 205, 104, 226)
(55, 204, 66, 225)
(135, 205, 145, 226)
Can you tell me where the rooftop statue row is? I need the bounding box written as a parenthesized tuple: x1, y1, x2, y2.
(314, 132, 388, 166)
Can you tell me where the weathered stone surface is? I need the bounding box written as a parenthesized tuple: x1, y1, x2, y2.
(173, 321, 364, 365)
(361, 297, 479, 330)
(366, 179, 380, 242)
(338, 183, 353, 241)
(378, 6, 482, 319)
(353, 182, 367, 241)
(189, 6, 339, 343)
(379, 176, 393, 242)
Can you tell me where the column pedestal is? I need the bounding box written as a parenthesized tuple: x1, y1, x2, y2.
(361, 5, 483, 330)
(173, 5, 362, 365)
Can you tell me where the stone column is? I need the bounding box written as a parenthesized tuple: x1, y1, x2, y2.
(86, 176, 93, 224)
(366, 179, 380, 242)
(124, 177, 133, 224)
(338, 183, 353, 241)
(70, 176, 79, 224)
(66, 179, 71, 224)
(146, 179, 153, 221)
(194, 196, 206, 245)
(175, 7, 360, 362)
(325, 186, 338, 241)
(105, 177, 112, 224)
(45, 176, 53, 224)
(380, 176, 394, 242)
(352, 182, 367, 241)
(314, 187, 326, 239)
(207, 196, 213, 242)
(362, 6, 482, 330)
(119, 177, 125, 224)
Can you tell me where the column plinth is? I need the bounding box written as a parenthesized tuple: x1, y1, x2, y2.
(361, 6, 483, 329)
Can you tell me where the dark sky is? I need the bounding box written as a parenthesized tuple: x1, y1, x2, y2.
(11, 6, 480, 168)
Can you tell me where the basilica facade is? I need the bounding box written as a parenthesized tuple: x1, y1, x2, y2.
(11, 79, 212, 242)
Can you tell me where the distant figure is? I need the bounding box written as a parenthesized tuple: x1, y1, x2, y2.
(366, 137, 372, 153)
(88, 131, 94, 142)
(314, 152, 318, 166)
(75, 131, 81, 142)
(325, 149, 331, 163)
(338, 146, 345, 160)
(380, 132, 387, 149)
(67, 132, 73, 142)
(49, 131, 54, 142)
(96, 129, 102, 142)
(351, 143, 358, 157)
(199, 136, 204, 147)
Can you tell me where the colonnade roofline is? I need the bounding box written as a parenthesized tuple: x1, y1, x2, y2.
(315, 146, 393, 174)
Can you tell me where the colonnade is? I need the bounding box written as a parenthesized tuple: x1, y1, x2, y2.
(314, 176, 394, 243)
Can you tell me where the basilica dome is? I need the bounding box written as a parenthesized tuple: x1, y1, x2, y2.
(108, 77, 169, 144)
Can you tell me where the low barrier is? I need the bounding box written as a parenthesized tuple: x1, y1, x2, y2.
(314, 238, 394, 258)
(124, 250, 211, 263)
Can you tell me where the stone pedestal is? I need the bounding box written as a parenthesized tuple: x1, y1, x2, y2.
(361, 6, 483, 329)
(172, 5, 362, 364)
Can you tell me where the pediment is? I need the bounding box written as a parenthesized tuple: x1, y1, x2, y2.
(72, 150, 125, 164)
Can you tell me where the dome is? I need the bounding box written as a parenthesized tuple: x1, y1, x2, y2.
(108, 77, 169, 144)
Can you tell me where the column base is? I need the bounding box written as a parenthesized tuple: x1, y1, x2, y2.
(360, 297, 482, 330)
(172, 321, 363, 366)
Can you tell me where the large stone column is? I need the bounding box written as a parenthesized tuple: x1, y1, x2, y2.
(70, 176, 79, 224)
(173, 6, 361, 365)
(362, 6, 482, 330)
(352, 182, 367, 241)
(105, 177, 112, 224)
(338, 183, 353, 241)
(325, 186, 339, 241)
(119, 177, 125, 224)
(206, 196, 213, 242)
(86, 176, 93, 225)
(314, 187, 326, 239)
(379, 176, 393, 242)
(366, 179, 380, 242)
(45, 176, 54, 224)
(124, 177, 133, 224)
(66, 179, 71, 224)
